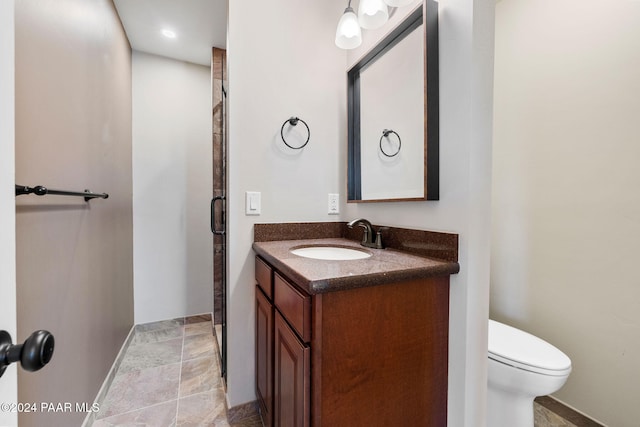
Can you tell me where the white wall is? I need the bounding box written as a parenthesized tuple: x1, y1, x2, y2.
(228, 1, 496, 426)
(0, 1, 17, 425)
(492, 1, 640, 425)
(14, 2, 133, 425)
(132, 51, 213, 323)
(226, 0, 347, 407)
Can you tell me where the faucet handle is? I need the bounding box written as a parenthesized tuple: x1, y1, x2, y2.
(374, 227, 389, 249)
(359, 226, 370, 246)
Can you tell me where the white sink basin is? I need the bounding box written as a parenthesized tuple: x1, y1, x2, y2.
(290, 246, 371, 261)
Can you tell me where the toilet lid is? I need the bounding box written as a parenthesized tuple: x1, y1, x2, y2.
(488, 319, 572, 376)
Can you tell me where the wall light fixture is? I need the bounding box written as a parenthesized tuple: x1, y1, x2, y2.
(358, 0, 388, 29)
(336, 0, 419, 49)
(335, 0, 363, 49)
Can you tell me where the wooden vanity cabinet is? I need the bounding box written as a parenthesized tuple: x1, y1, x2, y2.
(255, 255, 450, 427)
(256, 256, 310, 427)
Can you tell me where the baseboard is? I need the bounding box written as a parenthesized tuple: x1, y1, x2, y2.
(227, 400, 260, 423)
(81, 325, 136, 427)
(535, 396, 607, 427)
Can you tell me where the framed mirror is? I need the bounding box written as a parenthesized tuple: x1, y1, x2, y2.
(347, 1, 439, 202)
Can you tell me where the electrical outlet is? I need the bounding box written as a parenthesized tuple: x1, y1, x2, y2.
(328, 193, 339, 215)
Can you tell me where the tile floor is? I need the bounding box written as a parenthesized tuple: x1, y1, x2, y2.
(89, 315, 592, 427)
(90, 315, 261, 427)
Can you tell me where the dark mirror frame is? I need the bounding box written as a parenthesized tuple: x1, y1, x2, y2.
(347, 1, 439, 202)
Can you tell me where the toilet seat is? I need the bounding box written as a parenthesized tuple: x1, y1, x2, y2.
(488, 319, 571, 376)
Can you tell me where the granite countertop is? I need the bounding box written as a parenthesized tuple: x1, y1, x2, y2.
(252, 237, 460, 295)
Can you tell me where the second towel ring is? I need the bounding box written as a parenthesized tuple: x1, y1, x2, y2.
(281, 117, 310, 149)
(380, 129, 401, 157)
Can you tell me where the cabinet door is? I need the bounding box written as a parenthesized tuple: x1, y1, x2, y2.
(256, 286, 274, 427)
(274, 312, 310, 427)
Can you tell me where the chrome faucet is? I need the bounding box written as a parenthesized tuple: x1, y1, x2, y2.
(347, 218, 386, 249)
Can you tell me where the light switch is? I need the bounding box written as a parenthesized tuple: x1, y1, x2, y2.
(246, 191, 261, 215)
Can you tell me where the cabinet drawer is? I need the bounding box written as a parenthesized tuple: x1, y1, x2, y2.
(274, 273, 311, 343)
(256, 256, 273, 299)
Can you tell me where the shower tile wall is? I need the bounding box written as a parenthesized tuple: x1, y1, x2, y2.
(212, 47, 226, 325)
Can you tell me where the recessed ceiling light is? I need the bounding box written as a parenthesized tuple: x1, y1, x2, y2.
(162, 29, 176, 39)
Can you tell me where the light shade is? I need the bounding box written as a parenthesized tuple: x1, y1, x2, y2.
(383, 0, 416, 7)
(335, 7, 362, 49)
(358, 0, 389, 29)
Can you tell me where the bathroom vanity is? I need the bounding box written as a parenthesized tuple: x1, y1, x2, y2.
(252, 223, 459, 427)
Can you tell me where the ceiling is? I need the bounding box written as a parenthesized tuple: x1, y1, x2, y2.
(113, 0, 227, 67)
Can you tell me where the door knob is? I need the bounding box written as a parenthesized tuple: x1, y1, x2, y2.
(0, 330, 55, 378)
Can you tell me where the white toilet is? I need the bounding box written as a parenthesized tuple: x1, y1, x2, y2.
(487, 319, 572, 427)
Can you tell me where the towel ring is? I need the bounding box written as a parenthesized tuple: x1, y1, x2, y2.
(280, 117, 310, 149)
(379, 129, 401, 157)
